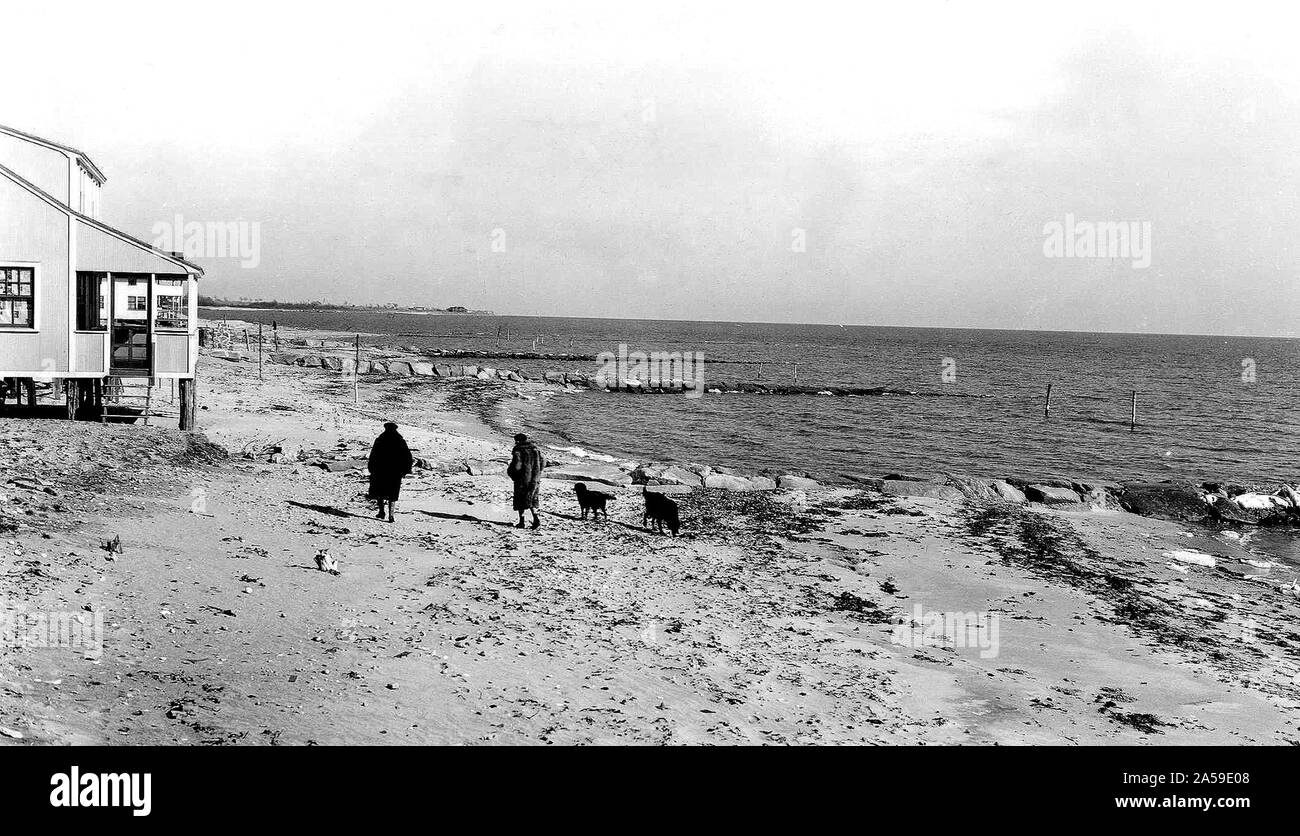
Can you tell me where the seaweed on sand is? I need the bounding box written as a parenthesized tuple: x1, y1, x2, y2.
(679, 488, 831, 543)
(828, 590, 893, 623)
(960, 503, 1205, 652)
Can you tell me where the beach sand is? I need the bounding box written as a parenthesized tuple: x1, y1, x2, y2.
(2, 323, 1298, 745)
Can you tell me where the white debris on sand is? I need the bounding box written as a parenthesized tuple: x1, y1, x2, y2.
(1165, 549, 1217, 568)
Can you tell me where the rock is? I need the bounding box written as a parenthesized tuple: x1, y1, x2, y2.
(354, 360, 371, 374)
(777, 475, 820, 490)
(464, 459, 490, 476)
(746, 476, 777, 491)
(270, 353, 297, 365)
(411, 362, 435, 377)
(434, 363, 454, 377)
(368, 361, 388, 375)
(299, 356, 322, 368)
(1024, 485, 1082, 505)
(881, 479, 965, 502)
(320, 357, 343, 371)
(703, 473, 755, 491)
(642, 484, 693, 495)
(943, 475, 998, 501)
(991, 480, 1027, 503)
(631, 463, 704, 487)
(1007, 475, 1075, 491)
(840, 473, 884, 490)
(685, 463, 713, 479)
(1118, 482, 1211, 522)
(388, 361, 414, 377)
(543, 463, 633, 487)
(544, 371, 566, 384)
(883, 473, 930, 482)
(505, 370, 523, 382)
(1207, 492, 1295, 525)
(462, 365, 479, 377)
(1080, 486, 1115, 510)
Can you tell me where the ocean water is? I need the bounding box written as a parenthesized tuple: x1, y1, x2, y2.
(210, 309, 1300, 490)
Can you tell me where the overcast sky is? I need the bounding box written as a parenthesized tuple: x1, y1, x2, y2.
(3, 0, 1298, 335)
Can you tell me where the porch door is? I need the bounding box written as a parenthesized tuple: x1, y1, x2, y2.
(109, 273, 151, 374)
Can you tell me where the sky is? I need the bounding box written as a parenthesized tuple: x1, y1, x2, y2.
(2, 0, 1298, 335)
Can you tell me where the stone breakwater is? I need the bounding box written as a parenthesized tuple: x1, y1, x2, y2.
(212, 342, 918, 397)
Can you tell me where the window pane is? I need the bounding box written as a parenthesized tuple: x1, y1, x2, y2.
(155, 293, 188, 329)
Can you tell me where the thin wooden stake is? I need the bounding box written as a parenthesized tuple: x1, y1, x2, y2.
(1044, 383, 1053, 418)
(1130, 390, 1137, 432)
(353, 334, 360, 404)
(258, 322, 264, 380)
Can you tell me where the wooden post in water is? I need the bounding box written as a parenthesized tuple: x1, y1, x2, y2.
(1044, 383, 1053, 418)
(243, 329, 250, 352)
(353, 334, 361, 405)
(1130, 390, 1137, 432)
(258, 322, 264, 380)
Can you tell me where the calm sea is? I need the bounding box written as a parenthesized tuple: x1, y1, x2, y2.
(209, 309, 1299, 490)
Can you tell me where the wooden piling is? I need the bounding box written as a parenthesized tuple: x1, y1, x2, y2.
(1130, 390, 1137, 431)
(258, 322, 264, 380)
(353, 334, 360, 404)
(1044, 383, 1053, 418)
(179, 376, 197, 430)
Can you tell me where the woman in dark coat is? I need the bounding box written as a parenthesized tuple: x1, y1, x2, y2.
(368, 421, 413, 522)
(506, 433, 545, 529)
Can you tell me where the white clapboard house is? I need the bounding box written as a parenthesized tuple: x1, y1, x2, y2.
(0, 123, 202, 422)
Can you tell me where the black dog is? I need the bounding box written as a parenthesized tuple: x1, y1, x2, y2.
(574, 483, 611, 520)
(642, 490, 680, 536)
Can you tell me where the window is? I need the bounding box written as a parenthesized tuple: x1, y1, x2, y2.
(76, 271, 107, 331)
(154, 275, 189, 329)
(128, 296, 147, 311)
(0, 266, 35, 328)
(155, 294, 188, 329)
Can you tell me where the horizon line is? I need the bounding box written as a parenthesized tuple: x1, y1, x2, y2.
(197, 301, 1300, 341)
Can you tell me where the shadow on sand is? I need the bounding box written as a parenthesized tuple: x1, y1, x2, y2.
(286, 500, 374, 520)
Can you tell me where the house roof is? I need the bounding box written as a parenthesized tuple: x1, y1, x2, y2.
(0, 160, 203, 277)
(0, 122, 107, 184)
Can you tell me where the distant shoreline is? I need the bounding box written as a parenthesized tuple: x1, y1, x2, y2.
(199, 305, 494, 316)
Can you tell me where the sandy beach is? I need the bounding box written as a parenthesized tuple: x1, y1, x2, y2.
(2, 321, 1298, 746)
